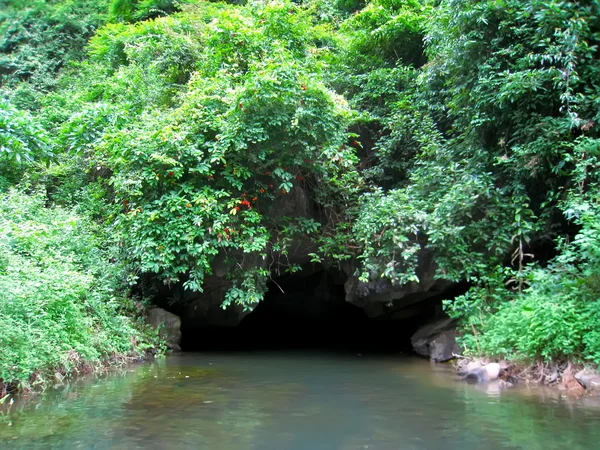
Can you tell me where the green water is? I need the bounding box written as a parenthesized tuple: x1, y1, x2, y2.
(2, 352, 600, 449)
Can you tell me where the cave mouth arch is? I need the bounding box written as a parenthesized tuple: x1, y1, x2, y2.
(173, 265, 441, 354)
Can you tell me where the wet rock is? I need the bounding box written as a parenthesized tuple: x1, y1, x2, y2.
(410, 317, 460, 362)
(463, 363, 501, 383)
(498, 379, 514, 389)
(145, 347, 157, 359)
(484, 363, 501, 380)
(457, 359, 483, 376)
(575, 369, 600, 391)
(466, 360, 483, 373)
(463, 367, 486, 383)
(146, 308, 182, 351)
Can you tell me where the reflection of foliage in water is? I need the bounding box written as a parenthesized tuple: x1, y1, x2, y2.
(0, 360, 226, 446)
(1, 358, 306, 449)
(457, 384, 600, 450)
(3, 356, 600, 450)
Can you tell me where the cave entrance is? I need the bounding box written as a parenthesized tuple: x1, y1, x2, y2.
(177, 265, 437, 353)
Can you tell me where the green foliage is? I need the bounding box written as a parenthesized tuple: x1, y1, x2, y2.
(3, 0, 600, 367)
(450, 138, 600, 363)
(340, 0, 426, 70)
(109, 0, 182, 22)
(329, 0, 600, 364)
(0, 100, 51, 188)
(0, 190, 159, 387)
(0, 0, 110, 104)
(423, 0, 600, 362)
(455, 227, 600, 364)
(109, 0, 137, 21)
(72, 1, 358, 308)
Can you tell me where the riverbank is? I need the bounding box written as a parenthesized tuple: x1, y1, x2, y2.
(455, 357, 600, 396)
(0, 349, 158, 399)
(0, 190, 169, 399)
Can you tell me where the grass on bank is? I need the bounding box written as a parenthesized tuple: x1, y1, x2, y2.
(0, 189, 161, 395)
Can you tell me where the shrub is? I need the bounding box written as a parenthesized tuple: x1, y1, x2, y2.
(0, 189, 157, 388)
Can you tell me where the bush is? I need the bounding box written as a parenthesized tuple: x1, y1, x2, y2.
(460, 260, 600, 364)
(0, 0, 110, 103)
(0, 189, 157, 388)
(72, 1, 359, 309)
(451, 181, 600, 364)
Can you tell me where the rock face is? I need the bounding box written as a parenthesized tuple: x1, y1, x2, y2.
(344, 250, 456, 321)
(410, 317, 460, 362)
(146, 308, 182, 351)
(147, 185, 466, 346)
(184, 274, 252, 327)
(575, 369, 600, 391)
(169, 251, 266, 328)
(146, 185, 465, 336)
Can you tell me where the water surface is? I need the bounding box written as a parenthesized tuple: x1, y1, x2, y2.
(2, 352, 600, 449)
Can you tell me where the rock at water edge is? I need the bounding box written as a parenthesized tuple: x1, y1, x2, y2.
(575, 369, 600, 391)
(429, 331, 460, 362)
(410, 317, 460, 362)
(146, 308, 182, 351)
(463, 363, 501, 383)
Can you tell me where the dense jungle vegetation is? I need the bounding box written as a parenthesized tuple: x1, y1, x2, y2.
(1, 0, 599, 390)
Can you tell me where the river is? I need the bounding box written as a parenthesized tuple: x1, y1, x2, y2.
(2, 352, 600, 449)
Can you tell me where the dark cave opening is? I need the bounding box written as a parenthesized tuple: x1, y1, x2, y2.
(175, 266, 443, 354)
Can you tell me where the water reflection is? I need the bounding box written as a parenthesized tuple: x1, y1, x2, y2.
(2, 352, 600, 450)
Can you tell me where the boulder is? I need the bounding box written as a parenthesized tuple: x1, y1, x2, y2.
(465, 360, 483, 373)
(484, 363, 501, 380)
(575, 369, 600, 391)
(429, 331, 460, 362)
(146, 308, 182, 351)
(463, 363, 501, 383)
(410, 317, 460, 362)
